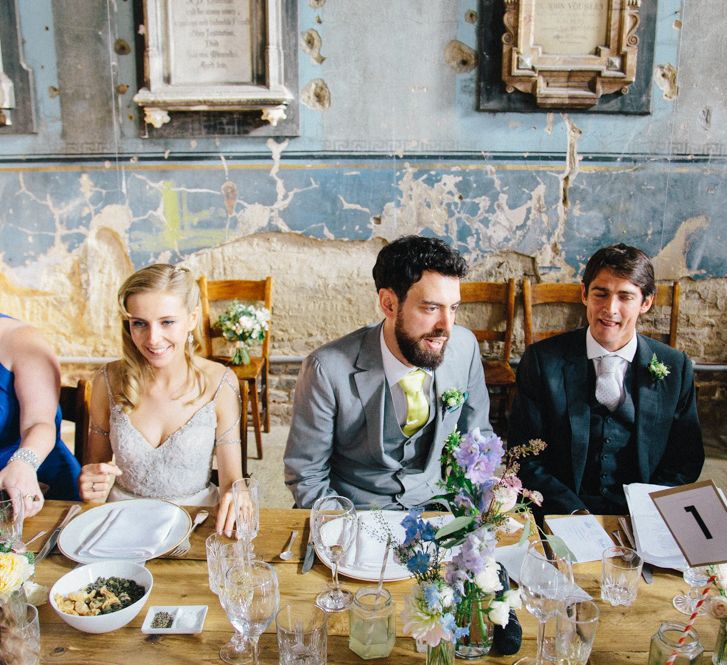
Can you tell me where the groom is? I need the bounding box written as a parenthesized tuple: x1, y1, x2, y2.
(284, 235, 492, 509)
(508, 244, 704, 516)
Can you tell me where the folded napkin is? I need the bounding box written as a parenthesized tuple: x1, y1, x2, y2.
(77, 503, 180, 559)
(343, 511, 453, 571)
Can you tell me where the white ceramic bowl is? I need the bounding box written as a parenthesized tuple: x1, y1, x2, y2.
(49, 560, 153, 633)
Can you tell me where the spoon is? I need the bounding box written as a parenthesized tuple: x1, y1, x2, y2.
(190, 509, 209, 535)
(279, 530, 298, 560)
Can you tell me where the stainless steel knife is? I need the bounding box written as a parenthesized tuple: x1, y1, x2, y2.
(301, 521, 315, 573)
(618, 515, 653, 584)
(35, 504, 81, 563)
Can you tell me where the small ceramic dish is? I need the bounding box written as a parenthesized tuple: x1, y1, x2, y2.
(141, 605, 208, 634)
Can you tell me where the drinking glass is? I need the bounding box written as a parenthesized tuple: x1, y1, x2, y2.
(672, 566, 712, 615)
(219, 561, 279, 665)
(601, 545, 642, 607)
(232, 477, 260, 558)
(311, 495, 357, 612)
(276, 602, 328, 665)
(555, 599, 599, 665)
(0, 490, 23, 548)
(206, 534, 248, 595)
(514, 541, 574, 665)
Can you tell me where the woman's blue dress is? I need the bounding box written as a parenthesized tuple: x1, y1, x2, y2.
(0, 315, 81, 500)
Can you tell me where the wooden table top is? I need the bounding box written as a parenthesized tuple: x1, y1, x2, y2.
(24, 502, 721, 664)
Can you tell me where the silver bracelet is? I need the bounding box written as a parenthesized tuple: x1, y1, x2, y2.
(8, 448, 40, 472)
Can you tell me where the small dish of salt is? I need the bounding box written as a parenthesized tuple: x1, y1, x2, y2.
(141, 605, 208, 634)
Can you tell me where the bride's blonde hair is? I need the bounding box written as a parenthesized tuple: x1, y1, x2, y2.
(116, 264, 206, 412)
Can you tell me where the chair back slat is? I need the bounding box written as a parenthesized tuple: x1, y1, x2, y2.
(523, 279, 680, 348)
(459, 279, 516, 365)
(198, 276, 273, 360)
(60, 379, 91, 466)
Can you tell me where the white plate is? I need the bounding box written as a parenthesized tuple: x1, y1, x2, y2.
(314, 511, 453, 582)
(58, 499, 191, 564)
(141, 605, 208, 634)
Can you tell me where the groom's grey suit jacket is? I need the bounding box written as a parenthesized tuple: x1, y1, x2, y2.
(284, 322, 492, 509)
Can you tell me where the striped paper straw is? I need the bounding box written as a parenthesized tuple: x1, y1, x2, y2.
(664, 574, 717, 665)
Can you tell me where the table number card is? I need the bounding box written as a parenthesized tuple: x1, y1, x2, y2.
(649, 480, 727, 567)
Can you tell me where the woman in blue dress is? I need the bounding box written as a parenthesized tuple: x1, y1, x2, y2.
(0, 313, 81, 515)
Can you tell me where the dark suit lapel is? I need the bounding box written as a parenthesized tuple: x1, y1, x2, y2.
(563, 334, 591, 493)
(353, 323, 387, 460)
(634, 335, 661, 480)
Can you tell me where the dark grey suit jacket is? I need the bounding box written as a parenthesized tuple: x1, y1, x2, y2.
(284, 322, 492, 508)
(508, 328, 704, 515)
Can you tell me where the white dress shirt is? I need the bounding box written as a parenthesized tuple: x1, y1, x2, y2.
(585, 327, 637, 408)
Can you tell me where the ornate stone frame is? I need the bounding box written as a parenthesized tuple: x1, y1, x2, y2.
(501, 0, 641, 109)
(134, 0, 293, 127)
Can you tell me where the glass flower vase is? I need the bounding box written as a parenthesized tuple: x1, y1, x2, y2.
(455, 594, 494, 659)
(0, 587, 30, 664)
(714, 618, 727, 665)
(231, 344, 251, 365)
(426, 639, 455, 665)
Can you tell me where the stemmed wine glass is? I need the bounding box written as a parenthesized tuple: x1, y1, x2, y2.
(514, 541, 574, 665)
(673, 565, 712, 615)
(232, 477, 260, 559)
(218, 560, 280, 665)
(0, 490, 23, 549)
(311, 494, 357, 612)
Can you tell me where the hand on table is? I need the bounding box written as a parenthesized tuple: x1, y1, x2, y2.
(216, 488, 237, 537)
(79, 462, 122, 501)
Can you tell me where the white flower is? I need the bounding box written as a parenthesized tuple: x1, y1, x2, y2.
(488, 600, 510, 627)
(503, 588, 522, 610)
(474, 557, 502, 594)
(492, 484, 519, 512)
(0, 552, 34, 601)
(439, 584, 454, 608)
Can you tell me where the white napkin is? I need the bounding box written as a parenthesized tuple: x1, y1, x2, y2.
(495, 540, 591, 601)
(344, 511, 453, 570)
(77, 503, 180, 559)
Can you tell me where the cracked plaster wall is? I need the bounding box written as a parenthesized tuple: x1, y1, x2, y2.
(0, 0, 726, 397)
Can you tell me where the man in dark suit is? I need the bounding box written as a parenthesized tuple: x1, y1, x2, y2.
(284, 236, 492, 509)
(508, 244, 704, 516)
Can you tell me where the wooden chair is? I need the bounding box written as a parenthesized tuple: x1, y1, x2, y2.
(523, 279, 680, 348)
(459, 279, 516, 427)
(198, 276, 273, 476)
(59, 379, 92, 466)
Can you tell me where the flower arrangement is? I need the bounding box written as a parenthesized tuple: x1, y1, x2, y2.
(395, 428, 546, 662)
(216, 301, 270, 365)
(647, 353, 670, 380)
(0, 545, 36, 664)
(709, 564, 727, 665)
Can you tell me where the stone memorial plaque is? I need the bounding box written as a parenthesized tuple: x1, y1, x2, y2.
(169, 0, 253, 85)
(534, 0, 608, 56)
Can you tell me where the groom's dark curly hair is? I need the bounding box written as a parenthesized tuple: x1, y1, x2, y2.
(372, 235, 468, 302)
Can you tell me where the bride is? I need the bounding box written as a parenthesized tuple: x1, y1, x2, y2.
(78, 264, 243, 536)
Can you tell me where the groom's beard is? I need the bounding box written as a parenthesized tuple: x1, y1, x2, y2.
(394, 314, 449, 370)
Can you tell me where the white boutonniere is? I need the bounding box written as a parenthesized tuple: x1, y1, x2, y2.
(441, 388, 467, 413)
(647, 353, 670, 380)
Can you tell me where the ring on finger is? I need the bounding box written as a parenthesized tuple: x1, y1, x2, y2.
(24, 494, 41, 502)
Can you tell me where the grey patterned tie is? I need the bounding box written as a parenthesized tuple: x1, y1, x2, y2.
(595, 355, 622, 411)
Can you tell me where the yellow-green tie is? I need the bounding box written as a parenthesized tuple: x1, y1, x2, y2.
(398, 369, 429, 437)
